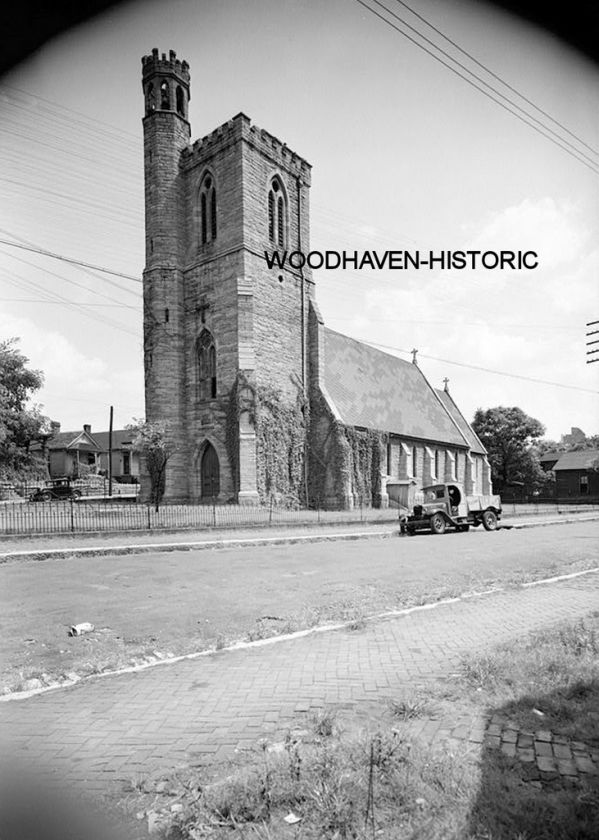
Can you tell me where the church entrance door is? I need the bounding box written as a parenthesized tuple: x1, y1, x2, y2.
(200, 443, 220, 500)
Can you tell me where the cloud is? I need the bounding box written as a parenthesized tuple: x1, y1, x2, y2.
(464, 197, 589, 271)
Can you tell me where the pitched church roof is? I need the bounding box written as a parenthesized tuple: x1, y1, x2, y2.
(434, 389, 487, 455)
(323, 328, 468, 447)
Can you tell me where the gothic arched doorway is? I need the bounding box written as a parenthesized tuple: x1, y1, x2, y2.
(200, 442, 220, 500)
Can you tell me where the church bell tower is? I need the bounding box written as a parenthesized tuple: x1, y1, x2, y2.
(141, 49, 191, 501)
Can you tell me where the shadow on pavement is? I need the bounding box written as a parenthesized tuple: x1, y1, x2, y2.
(468, 682, 599, 839)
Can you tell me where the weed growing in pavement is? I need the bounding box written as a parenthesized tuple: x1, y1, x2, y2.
(461, 653, 501, 690)
(388, 694, 430, 721)
(310, 708, 338, 739)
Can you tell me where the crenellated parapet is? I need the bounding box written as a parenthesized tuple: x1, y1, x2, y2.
(142, 48, 190, 119)
(142, 48, 190, 83)
(182, 113, 311, 184)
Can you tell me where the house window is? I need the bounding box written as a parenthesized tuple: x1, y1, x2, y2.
(268, 177, 286, 247)
(197, 330, 217, 400)
(123, 452, 131, 475)
(199, 174, 217, 246)
(580, 474, 589, 495)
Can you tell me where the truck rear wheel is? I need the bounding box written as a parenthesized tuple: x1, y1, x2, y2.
(430, 513, 446, 535)
(482, 510, 498, 531)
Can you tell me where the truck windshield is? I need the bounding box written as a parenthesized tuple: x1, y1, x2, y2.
(424, 488, 445, 501)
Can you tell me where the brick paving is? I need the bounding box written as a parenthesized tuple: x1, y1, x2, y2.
(1, 574, 598, 800)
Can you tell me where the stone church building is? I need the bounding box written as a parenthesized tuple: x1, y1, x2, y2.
(141, 49, 491, 507)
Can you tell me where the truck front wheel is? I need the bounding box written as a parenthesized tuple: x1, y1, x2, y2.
(430, 513, 447, 535)
(482, 510, 498, 531)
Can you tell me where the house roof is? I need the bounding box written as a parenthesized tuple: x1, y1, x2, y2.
(553, 449, 599, 470)
(47, 430, 101, 451)
(323, 329, 468, 447)
(47, 429, 136, 452)
(540, 451, 562, 463)
(90, 431, 137, 450)
(434, 389, 486, 455)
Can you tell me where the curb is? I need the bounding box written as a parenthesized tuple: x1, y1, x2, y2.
(1, 514, 598, 564)
(0, 528, 398, 563)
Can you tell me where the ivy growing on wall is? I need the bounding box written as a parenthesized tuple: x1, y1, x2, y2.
(226, 372, 308, 507)
(342, 426, 388, 507)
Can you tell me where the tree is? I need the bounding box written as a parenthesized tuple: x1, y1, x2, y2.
(127, 418, 175, 510)
(0, 338, 51, 480)
(472, 406, 546, 495)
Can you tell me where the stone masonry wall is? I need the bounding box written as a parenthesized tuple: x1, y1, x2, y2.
(142, 100, 190, 501)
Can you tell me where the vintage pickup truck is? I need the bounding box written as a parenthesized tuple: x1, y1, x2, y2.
(400, 482, 502, 535)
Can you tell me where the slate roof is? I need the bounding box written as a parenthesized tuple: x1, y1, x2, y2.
(552, 449, 599, 470)
(323, 329, 467, 447)
(435, 389, 486, 455)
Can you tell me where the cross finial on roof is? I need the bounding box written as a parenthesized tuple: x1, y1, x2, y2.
(443, 377, 450, 393)
(411, 348, 418, 365)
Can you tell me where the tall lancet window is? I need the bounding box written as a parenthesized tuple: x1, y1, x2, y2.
(199, 173, 217, 246)
(197, 330, 217, 400)
(268, 177, 286, 248)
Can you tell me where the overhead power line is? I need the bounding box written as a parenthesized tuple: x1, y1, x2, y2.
(391, 0, 598, 158)
(363, 339, 599, 394)
(355, 0, 599, 175)
(0, 237, 141, 283)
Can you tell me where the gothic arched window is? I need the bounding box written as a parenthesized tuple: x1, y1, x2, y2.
(199, 173, 217, 246)
(176, 85, 185, 116)
(197, 330, 216, 400)
(146, 83, 156, 114)
(160, 80, 170, 110)
(268, 177, 286, 247)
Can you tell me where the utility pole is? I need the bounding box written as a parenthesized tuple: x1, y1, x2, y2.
(108, 405, 114, 497)
(586, 321, 599, 364)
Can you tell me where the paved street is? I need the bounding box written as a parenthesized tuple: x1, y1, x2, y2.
(2, 570, 598, 800)
(2, 520, 598, 692)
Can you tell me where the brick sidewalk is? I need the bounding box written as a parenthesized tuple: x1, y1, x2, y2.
(1, 573, 598, 802)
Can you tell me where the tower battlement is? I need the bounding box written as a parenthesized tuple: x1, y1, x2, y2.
(142, 48, 190, 83)
(182, 113, 311, 183)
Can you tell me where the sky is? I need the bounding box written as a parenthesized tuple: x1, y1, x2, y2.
(0, 0, 597, 441)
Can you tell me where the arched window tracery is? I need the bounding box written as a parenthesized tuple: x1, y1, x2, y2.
(199, 173, 217, 246)
(160, 80, 170, 109)
(268, 177, 286, 248)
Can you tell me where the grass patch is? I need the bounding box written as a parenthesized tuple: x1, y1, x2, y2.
(461, 615, 599, 741)
(129, 727, 479, 839)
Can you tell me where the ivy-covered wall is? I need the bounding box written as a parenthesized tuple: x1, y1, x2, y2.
(342, 425, 388, 507)
(306, 386, 387, 509)
(226, 372, 308, 507)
